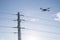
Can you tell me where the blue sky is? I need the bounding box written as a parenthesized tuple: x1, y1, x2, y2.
(0, 0, 60, 40)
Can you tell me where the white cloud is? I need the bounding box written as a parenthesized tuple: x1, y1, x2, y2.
(30, 18, 40, 22)
(30, 19, 36, 22)
(54, 12, 60, 21)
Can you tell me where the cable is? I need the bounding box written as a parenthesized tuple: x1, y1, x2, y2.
(23, 15, 56, 22)
(21, 27, 60, 34)
(22, 16, 60, 28)
(0, 10, 23, 15)
(0, 10, 17, 15)
(0, 32, 15, 34)
(0, 25, 60, 34)
(0, 11, 54, 22)
(23, 20, 60, 28)
(0, 10, 57, 23)
(0, 26, 17, 28)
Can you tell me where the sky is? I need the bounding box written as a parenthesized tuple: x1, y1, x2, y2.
(0, 0, 60, 40)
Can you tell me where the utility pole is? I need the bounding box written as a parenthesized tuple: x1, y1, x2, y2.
(17, 12, 21, 40)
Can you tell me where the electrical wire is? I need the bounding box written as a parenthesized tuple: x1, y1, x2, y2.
(0, 11, 54, 22)
(0, 26, 60, 40)
(0, 26, 60, 34)
(24, 16, 55, 22)
(0, 24, 59, 35)
(0, 26, 16, 28)
(0, 11, 60, 34)
(21, 27, 60, 34)
(0, 10, 17, 15)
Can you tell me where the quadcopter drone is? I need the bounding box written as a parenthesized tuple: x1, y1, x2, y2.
(40, 8, 50, 11)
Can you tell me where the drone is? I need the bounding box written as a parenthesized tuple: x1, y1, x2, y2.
(40, 8, 50, 11)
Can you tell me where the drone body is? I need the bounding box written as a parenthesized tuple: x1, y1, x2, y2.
(40, 8, 50, 11)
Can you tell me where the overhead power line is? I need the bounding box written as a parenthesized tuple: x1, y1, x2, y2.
(21, 27, 60, 34)
(24, 16, 55, 22)
(12, 27, 60, 34)
(0, 26, 16, 28)
(0, 11, 54, 21)
(0, 32, 15, 33)
(0, 25, 60, 34)
(0, 11, 60, 40)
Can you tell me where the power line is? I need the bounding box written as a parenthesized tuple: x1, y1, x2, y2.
(21, 27, 60, 34)
(23, 18, 60, 28)
(24, 16, 56, 23)
(0, 10, 58, 24)
(0, 11, 53, 21)
(0, 25, 60, 34)
(0, 11, 60, 40)
(0, 32, 16, 33)
(12, 27, 60, 34)
(0, 25, 19, 28)
(0, 10, 23, 15)
(0, 10, 16, 15)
